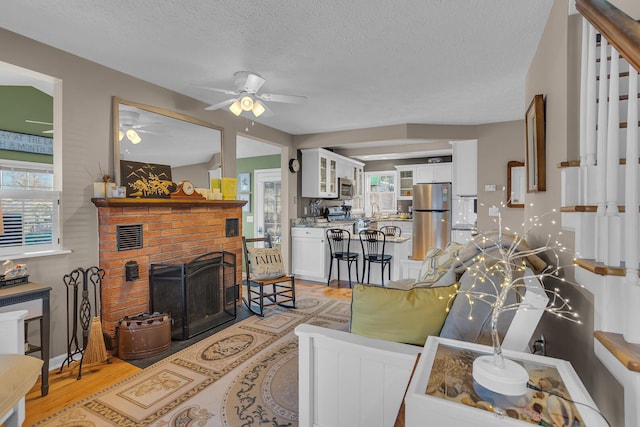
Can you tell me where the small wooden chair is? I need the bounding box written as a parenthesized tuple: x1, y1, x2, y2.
(242, 234, 295, 316)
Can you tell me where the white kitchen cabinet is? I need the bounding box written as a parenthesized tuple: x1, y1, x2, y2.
(377, 220, 413, 236)
(396, 164, 451, 199)
(291, 227, 328, 281)
(415, 163, 452, 184)
(336, 158, 353, 179)
(395, 165, 418, 200)
(301, 148, 338, 198)
(351, 163, 365, 212)
(451, 140, 478, 196)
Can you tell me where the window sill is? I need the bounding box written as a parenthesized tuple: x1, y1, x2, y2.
(0, 249, 72, 261)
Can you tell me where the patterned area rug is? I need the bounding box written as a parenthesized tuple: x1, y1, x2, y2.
(35, 295, 351, 426)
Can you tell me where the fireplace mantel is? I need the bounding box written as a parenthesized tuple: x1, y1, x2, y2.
(91, 198, 247, 208)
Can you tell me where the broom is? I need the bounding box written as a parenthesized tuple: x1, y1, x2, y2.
(82, 316, 108, 365)
(82, 267, 108, 366)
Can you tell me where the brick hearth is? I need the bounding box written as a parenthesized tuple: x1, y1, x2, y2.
(92, 198, 245, 347)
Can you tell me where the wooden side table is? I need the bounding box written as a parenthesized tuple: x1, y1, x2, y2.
(0, 282, 51, 396)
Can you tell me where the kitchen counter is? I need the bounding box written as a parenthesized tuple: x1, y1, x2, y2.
(350, 235, 410, 243)
(292, 216, 413, 228)
(374, 217, 413, 221)
(292, 221, 355, 228)
(451, 223, 476, 231)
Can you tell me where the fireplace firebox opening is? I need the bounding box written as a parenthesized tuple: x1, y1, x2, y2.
(149, 251, 237, 340)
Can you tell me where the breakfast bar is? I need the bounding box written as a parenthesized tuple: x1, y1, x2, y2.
(344, 235, 411, 286)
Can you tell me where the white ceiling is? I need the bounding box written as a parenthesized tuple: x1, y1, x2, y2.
(1, 0, 554, 137)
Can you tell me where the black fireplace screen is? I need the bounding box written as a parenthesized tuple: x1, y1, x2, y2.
(149, 251, 237, 340)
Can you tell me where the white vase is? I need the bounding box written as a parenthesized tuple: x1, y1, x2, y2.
(93, 182, 106, 198)
(105, 182, 116, 198)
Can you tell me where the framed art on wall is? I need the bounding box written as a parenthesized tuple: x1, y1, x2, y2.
(120, 160, 175, 198)
(238, 173, 251, 193)
(525, 94, 546, 193)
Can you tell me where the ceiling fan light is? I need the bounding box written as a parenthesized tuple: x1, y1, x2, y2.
(126, 128, 142, 144)
(229, 101, 243, 116)
(240, 95, 253, 111)
(252, 101, 266, 117)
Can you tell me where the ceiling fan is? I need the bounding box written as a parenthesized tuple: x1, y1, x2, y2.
(119, 110, 159, 144)
(202, 71, 307, 117)
(25, 119, 53, 134)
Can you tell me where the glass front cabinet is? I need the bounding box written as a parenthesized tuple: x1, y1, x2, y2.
(395, 165, 416, 200)
(301, 148, 339, 198)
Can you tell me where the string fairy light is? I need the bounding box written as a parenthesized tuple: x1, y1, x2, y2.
(452, 204, 583, 394)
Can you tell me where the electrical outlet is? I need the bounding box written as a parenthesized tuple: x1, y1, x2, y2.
(485, 184, 497, 192)
(488, 207, 500, 217)
(532, 335, 546, 356)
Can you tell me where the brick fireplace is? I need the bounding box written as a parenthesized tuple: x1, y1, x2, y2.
(92, 198, 245, 347)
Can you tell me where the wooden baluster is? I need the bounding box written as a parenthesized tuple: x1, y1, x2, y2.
(624, 66, 640, 344)
(596, 36, 609, 262)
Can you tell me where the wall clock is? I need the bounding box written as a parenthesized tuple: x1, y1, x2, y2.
(289, 158, 300, 173)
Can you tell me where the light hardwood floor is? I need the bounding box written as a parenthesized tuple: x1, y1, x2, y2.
(25, 281, 352, 426)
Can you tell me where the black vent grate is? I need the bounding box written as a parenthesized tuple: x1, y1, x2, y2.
(117, 224, 143, 251)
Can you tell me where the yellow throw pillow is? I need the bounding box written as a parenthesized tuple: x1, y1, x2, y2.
(247, 247, 285, 280)
(350, 283, 458, 346)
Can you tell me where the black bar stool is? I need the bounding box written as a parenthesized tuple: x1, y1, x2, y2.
(359, 229, 392, 286)
(326, 228, 359, 288)
(380, 225, 401, 237)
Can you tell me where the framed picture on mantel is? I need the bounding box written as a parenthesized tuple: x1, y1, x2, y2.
(525, 94, 546, 193)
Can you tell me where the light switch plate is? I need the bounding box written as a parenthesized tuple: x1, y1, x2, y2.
(247, 216, 254, 223)
(485, 184, 497, 192)
(488, 207, 500, 217)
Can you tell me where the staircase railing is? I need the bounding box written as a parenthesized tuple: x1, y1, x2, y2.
(576, 0, 640, 71)
(575, 0, 640, 344)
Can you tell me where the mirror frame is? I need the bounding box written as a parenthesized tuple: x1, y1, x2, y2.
(507, 160, 525, 208)
(112, 96, 224, 187)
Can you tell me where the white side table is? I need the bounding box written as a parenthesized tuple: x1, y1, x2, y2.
(404, 336, 608, 426)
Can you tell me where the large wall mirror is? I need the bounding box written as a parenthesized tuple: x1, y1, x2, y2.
(113, 97, 223, 190)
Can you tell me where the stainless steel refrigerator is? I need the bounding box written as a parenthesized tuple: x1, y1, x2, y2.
(412, 182, 451, 260)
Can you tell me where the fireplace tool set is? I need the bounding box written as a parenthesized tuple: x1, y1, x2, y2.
(59, 266, 109, 379)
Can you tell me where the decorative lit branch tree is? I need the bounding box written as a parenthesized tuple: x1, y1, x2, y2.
(454, 209, 582, 396)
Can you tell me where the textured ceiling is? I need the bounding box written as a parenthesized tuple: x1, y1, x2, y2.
(1, 0, 554, 136)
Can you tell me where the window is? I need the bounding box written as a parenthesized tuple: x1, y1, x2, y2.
(0, 160, 59, 257)
(0, 61, 60, 258)
(364, 171, 397, 216)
